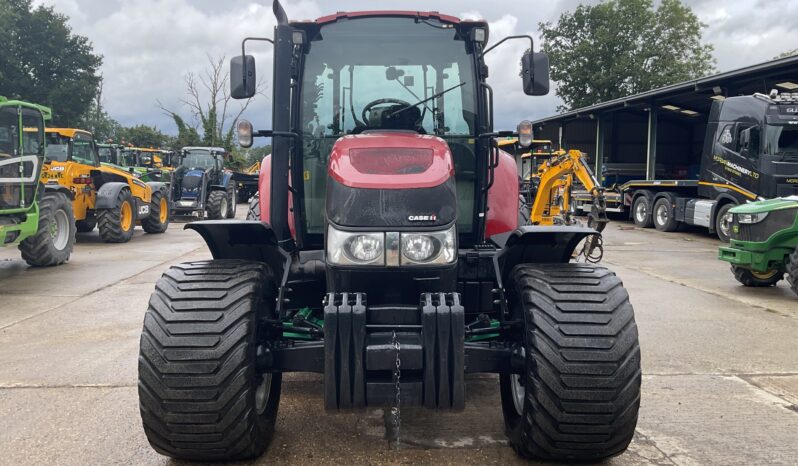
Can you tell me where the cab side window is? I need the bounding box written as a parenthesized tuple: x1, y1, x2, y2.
(72, 133, 98, 165)
(737, 124, 760, 161)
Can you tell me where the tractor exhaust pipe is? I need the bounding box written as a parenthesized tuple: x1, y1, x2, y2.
(273, 0, 288, 25)
(270, 0, 293, 247)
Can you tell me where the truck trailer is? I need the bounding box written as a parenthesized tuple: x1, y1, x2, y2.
(561, 91, 798, 242)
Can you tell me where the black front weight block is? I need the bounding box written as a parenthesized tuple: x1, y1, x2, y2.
(323, 292, 465, 410)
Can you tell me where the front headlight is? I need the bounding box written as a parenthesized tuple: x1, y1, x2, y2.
(327, 226, 384, 266)
(326, 224, 456, 267)
(401, 225, 456, 265)
(737, 212, 768, 224)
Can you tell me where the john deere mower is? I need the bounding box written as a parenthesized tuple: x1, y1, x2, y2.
(170, 146, 236, 219)
(0, 98, 75, 266)
(42, 129, 169, 241)
(719, 196, 798, 296)
(137, 3, 641, 462)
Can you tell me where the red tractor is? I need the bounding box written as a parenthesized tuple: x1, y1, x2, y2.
(137, 2, 641, 462)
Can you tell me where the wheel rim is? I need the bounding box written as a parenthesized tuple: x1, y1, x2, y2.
(635, 200, 647, 223)
(255, 374, 273, 414)
(510, 374, 525, 415)
(718, 210, 732, 239)
(159, 197, 168, 223)
(220, 197, 228, 218)
(655, 204, 668, 226)
(120, 201, 133, 231)
(751, 269, 779, 280)
(50, 209, 70, 251)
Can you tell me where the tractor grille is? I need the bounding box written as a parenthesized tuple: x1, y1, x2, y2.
(732, 208, 797, 242)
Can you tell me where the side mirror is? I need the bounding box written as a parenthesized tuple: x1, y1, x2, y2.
(231, 55, 256, 99)
(522, 51, 550, 96)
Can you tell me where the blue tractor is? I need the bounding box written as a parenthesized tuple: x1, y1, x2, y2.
(171, 146, 236, 219)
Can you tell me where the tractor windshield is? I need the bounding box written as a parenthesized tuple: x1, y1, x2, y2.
(44, 134, 69, 162)
(300, 17, 479, 240)
(182, 150, 216, 170)
(98, 146, 115, 164)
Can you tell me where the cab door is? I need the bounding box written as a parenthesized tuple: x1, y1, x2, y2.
(704, 122, 761, 198)
(69, 132, 100, 217)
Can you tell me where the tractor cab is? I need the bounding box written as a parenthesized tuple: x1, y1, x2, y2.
(97, 143, 122, 165)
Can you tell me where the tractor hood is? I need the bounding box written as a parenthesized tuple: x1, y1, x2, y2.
(180, 169, 205, 198)
(325, 132, 457, 228)
(730, 196, 798, 214)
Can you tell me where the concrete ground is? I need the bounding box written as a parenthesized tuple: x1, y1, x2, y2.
(1, 210, 797, 466)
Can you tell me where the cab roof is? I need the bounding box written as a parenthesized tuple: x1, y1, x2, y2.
(182, 146, 226, 153)
(45, 128, 93, 139)
(0, 98, 53, 120)
(312, 10, 463, 25)
(122, 147, 163, 153)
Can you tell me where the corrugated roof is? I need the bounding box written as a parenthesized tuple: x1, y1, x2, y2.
(533, 55, 798, 125)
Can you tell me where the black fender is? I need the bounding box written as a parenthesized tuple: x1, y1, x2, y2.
(492, 225, 598, 288)
(185, 220, 291, 303)
(209, 184, 228, 192)
(95, 182, 130, 209)
(145, 181, 167, 194)
(43, 184, 74, 200)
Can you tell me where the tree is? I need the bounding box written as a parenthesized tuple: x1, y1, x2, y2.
(539, 0, 715, 110)
(159, 55, 262, 152)
(0, 0, 102, 125)
(79, 77, 122, 142)
(775, 49, 798, 59)
(119, 125, 170, 148)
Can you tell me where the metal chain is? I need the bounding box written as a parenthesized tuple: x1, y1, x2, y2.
(391, 330, 401, 437)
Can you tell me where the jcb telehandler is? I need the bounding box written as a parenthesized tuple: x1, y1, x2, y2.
(42, 129, 169, 241)
(0, 98, 75, 266)
(137, 3, 641, 462)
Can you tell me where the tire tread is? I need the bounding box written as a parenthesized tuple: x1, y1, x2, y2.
(507, 263, 641, 461)
(138, 260, 279, 461)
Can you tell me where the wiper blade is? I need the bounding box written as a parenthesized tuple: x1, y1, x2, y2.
(389, 82, 466, 117)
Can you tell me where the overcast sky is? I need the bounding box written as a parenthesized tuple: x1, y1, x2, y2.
(31, 0, 798, 134)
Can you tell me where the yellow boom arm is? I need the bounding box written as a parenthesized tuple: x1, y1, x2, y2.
(528, 150, 608, 230)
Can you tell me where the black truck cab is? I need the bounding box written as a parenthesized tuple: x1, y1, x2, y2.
(701, 93, 798, 202)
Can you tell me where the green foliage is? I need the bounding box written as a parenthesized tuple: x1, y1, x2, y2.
(226, 145, 271, 170)
(539, 0, 715, 110)
(775, 49, 798, 59)
(0, 0, 102, 125)
(119, 125, 170, 148)
(245, 145, 272, 165)
(167, 113, 202, 149)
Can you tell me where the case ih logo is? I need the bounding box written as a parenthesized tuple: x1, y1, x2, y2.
(408, 214, 437, 222)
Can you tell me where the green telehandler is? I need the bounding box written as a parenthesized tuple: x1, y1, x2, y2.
(0, 97, 76, 266)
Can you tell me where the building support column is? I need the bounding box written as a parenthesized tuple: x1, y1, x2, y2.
(594, 115, 604, 180)
(646, 108, 658, 180)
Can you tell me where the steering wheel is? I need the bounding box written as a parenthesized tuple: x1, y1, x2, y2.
(361, 98, 414, 125)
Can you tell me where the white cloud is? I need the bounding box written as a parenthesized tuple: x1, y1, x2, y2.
(31, 0, 798, 132)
